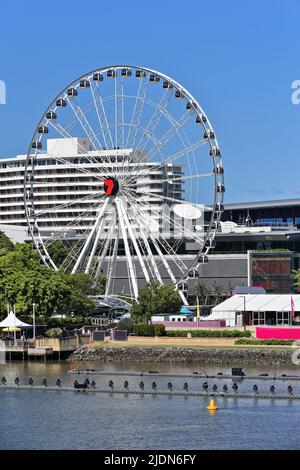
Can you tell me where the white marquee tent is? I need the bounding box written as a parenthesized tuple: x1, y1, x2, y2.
(206, 294, 300, 327)
(0, 311, 31, 328)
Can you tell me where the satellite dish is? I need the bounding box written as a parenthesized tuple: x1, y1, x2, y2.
(173, 204, 202, 220)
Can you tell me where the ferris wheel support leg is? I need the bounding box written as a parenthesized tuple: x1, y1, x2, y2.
(119, 198, 150, 284)
(92, 225, 114, 289)
(136, 221, 163, 284)
(139, 219, 189, 306)
(85, 218, 105, 274)
(72, 197, 109, 275)
(105, 226, 119, 297)
(128, 203, 163, 285)
(116, 198, 139, 301)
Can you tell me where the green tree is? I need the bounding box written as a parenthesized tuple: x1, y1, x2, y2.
(0, 231, 14, 256)
(131, 282, 181, 323)
(47, 240, 69, 267)
(0, 243, 96, 321)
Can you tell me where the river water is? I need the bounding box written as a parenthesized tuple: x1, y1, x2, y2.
(0, 360, 300, 450)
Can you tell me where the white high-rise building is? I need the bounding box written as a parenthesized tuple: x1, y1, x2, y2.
(0, 138, 184, 238)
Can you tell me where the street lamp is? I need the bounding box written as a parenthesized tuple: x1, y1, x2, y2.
(32, 303, 36, 341)
(239, 295, 247, 330)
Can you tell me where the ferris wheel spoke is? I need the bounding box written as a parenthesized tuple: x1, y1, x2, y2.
(130, 172, 213, 187)
(127, 198, 188, 304)
(35, 190, 103, 218)
(147, 111, 192, 161)
(66, 96, 103, 151)
(123, 189, 187, 273)
(115, 197, 139, 300)
(125, 90, 173, 178)
(104, 225, 119, 296)
(136, 89, 173, 153)
(115, 75, 125, 152)
(92, 225, 114, 289)
(71, 197, 110, 274)
(43, 198, 102, 248)
(125, 201, 163, 284)
(33, 148, 104, 182)
(127, 139, 207, 184)
(124, 187, 204, 250)
(126, 74, 149, 151)
(84, 217, 106, 274)
(90, 81, 112, 150)
(46, 119, 107, 172)
(57, 208, 104, 272)
(47, 120, 87, 153)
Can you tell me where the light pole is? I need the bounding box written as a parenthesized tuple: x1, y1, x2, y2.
(32, 303, 36, 341)
(239, 295, 247, 330)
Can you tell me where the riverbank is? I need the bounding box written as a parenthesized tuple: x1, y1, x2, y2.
(68, 344, 297, 366)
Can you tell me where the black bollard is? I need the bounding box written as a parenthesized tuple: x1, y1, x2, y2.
(232, 382, 238, 392)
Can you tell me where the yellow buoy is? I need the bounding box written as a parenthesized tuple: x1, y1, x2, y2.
(207, 399, 218, 411)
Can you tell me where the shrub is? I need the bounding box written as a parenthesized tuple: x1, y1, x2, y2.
(45, 327, 63, 338)
(235, 338, 294, 346)
(117, 318, 135, 333)
(133, 324, 155, 336)
(132, 323, 166, 337)
(166, 329, 251, 338)
(153, 323, 166, 337)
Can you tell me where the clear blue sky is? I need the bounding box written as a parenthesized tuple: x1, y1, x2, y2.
(0, 0, 299, 203)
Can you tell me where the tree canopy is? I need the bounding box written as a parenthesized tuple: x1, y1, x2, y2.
(0, 242, 105, 322)
(131, 282, 182, 323)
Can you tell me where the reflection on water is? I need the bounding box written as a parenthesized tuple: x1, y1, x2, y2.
(0, 361, 300, 450)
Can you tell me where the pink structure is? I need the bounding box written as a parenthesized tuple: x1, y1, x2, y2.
(256, 327, 300, 340)
(151, 320, 226, 328)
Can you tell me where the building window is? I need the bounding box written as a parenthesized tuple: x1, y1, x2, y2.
(252, 311, 265, 325)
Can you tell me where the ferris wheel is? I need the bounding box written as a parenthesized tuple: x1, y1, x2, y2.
(24, 65, 225, 305)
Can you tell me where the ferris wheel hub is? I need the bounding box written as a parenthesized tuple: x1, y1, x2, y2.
(104, 177, 119, 196)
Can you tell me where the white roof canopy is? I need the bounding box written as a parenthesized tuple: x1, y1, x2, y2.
(212, 294, 300, 313)
(0, 311, 31, 328)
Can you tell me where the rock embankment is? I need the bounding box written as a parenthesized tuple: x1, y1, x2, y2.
(67, 346, 296, 366)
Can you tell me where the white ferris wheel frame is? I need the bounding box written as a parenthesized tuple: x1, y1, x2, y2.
(23, 65, 225, 304)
